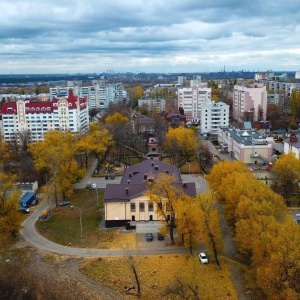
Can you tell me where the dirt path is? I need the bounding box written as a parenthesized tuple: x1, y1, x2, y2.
(15, 240, 122, 300)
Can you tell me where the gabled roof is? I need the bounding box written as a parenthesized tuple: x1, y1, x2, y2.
(104, 160, 196, 203)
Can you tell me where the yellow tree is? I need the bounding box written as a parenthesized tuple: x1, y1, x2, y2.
(206, 160, 250, 202)
(76, 123, 114, 169)
(145, 173, 182, 245)
(273, 152, 300, 200)
(175, 194, 202, 254)
(29, 131, 81, 208)
(0, 173, 23, 246)
(196, 193, 223, 269)
(164, 126, 196, 163)
(250, 218, 300, 299)
(104, 112, 128, 163)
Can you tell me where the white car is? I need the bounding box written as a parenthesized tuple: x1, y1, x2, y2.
(199, 252, 208, 264)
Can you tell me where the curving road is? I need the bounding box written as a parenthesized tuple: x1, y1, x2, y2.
(20, 197, 191, 257)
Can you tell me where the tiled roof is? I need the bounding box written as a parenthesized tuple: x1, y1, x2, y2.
(104, 160, 196, 203)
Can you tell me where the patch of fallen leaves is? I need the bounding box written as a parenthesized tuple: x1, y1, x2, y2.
(80, 254, 238, 300)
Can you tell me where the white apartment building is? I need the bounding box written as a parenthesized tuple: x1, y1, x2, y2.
(1, 90, 88, 143)
(190, 75, 202, 87)
(233, 83, 267, 122)
(49, 81, 125, 109)
(295, 71, 300, 79)
(178, 85, 211, 122)
(200, 101, 229, 135)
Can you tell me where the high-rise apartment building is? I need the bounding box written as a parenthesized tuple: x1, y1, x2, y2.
(233, 83, 267, 122)
(177, 85, 211, 122)
(200, 101, 229, 135)
(1, 90, 88, 143)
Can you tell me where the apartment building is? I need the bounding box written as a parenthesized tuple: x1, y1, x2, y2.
(177, 84, 211, 122)
(267, 93, 284, 106)
(49, 81, 125, 109)
(233, 83, 267, 122)
(266, 80, 300, 97)
(138, 96, 166, 112)
(1, 90, 88, 142)
(200, 101, 229, 135)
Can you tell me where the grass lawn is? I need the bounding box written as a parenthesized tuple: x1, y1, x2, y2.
(35, 189, 136, 249)
(80, 254, 238, 300)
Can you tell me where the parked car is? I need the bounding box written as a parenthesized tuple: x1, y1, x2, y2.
(146, 233, 153, 242)
(157, 233, 164, 240)
(86, 182, 97, 189)
(59, 201, 70, 206)
(18, 207, 30, 214)
(199, 252, 208, 264)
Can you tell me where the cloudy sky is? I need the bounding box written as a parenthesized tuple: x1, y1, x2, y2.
(1, 0, 300, 74)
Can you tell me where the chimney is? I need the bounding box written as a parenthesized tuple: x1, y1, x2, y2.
(183, 183, 187, 188)
(155, 166, 159, 170)
(144, 174, 148, 180)
(151, 162, 154, 166)
(125, 188, 129, 194)
(127, 180, 130, 184)
(129, 173, 132, 178)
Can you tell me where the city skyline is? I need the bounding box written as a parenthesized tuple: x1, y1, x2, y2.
(1, 0, 300, 74)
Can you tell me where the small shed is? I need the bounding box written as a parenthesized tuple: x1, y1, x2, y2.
(19, 191, 36, 208)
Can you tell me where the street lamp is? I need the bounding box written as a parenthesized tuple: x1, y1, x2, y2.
(71, 205, 82, 237)
(185, 162, 190, 174)
(95, 185, 99, 207)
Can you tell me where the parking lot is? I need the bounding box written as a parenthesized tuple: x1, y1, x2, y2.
(135, 221, 175, 250)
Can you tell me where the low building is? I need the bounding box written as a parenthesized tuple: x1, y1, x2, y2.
(104, 160, 196, 228)
(283, 135, 300, 158)
(218, 127, 273, 165)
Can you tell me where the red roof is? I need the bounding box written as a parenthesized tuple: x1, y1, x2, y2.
(1, 90, 87, 114)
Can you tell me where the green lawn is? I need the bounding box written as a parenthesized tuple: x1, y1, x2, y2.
(36, 189, 105, 247)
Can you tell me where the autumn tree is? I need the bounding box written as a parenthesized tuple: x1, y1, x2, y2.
(196, 193, 223, 269)
(29, 131, 83, 208)
(290, 88, 300, 119)
(175, 194, 202, 254)
(272, 152, 300, 200)
(145, 174, 182, 245)
(104, 112, 130, 165)
(163, 126, 196, 164)
(208, 160, 300, 299)
(0, 173, 23, 247)
(76, 123, 114, 169)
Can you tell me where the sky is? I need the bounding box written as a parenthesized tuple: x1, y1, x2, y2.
(1, 0, 300, 74)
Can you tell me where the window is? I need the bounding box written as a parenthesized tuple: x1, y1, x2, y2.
(130, 203, 135, 212)
(148, 203, 154, 212)
(166, 202, 171, 211)
(139, 202, 145, 212)
(157, 202, 162, 209)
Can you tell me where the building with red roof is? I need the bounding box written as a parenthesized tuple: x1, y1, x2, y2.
(1, 90, 88, 142)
